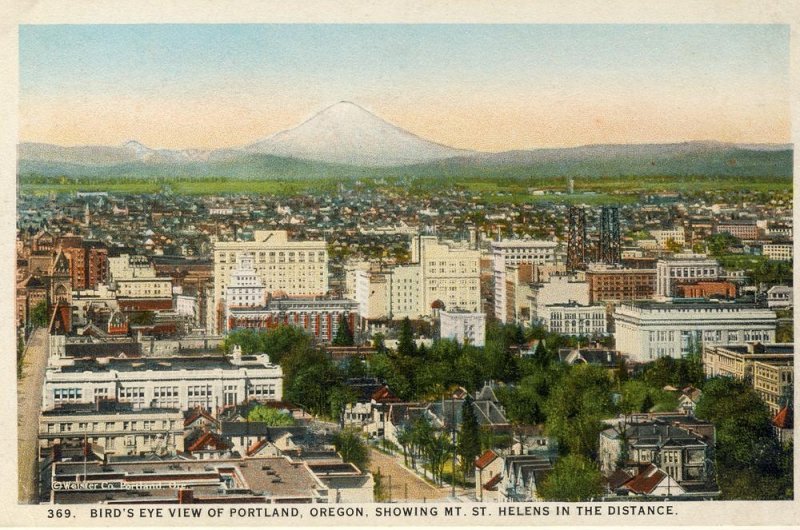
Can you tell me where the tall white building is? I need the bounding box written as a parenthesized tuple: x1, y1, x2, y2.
(492, 239, 558, 323)
(226, 253, 266, 308)
(614, 301, 777, 362)
(656, 253, 721, 298)
(528, 274, 590, 323)
(440, 309, 486, 347)
(416, 236, 481, 315)
(213, 231, 328, 333)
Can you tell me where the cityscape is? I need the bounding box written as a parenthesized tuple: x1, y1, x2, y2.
(15, 23, 793, 509)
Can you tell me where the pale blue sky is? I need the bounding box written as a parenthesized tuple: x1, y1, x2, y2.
(19, 24, 790, 150)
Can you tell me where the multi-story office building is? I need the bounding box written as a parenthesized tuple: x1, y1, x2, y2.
(538, 302, 608, 336)
(417, 236, 481, 315)
(614, 301, 777, 362)
(528, 274, 590, 322)
(39, 401, 184, 456)
(213, 231, 329, 333)
(491, 239, 558, 323)
(703, 343, 793, 415)
(763, 244, 793, 262)
(58, 236, 109, 290)
(227, 296, 359, 343)
(42, 348, 282, 411)
(650, 228, 686, 249)
(108, 254, 173, 298)
(225, 252, 266, 309)
(716, 220, 760, 240)
(440, 309, 486, 347)
(656, 254, 722, 298)
(586, 264, 657, 304)
(354, 236, 480, 323)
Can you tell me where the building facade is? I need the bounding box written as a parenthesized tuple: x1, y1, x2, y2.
(586, 265, 657, 304)
(763, 244, 793, 262)
(656, 254, 722, 298)
(440, 309, 486, 346)
(39, 402, 184, 456)
(538, 302, 608, 336)
(703, 343, 793, 415)
(42, 350, 283, 412)
(227, 297, 359, 343)
(614, 301, 777, 362)
(213, 231, 329, 333)
(492, 239, 558, 323)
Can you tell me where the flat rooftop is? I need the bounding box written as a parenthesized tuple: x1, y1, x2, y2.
(56, 355, 276, 374)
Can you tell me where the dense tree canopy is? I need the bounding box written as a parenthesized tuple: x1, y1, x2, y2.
(537, 454, 604, 501)
(247, 405, 296, 426)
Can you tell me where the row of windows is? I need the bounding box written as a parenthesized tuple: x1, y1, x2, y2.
(54, 388, 82, 400)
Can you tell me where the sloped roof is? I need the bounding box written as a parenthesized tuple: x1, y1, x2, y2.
(773, 405, 793, 430)
(371, 385, 401, 403)
(483, 473, 502, 491)
(186, 430, 230, 452)
(475, 450, 499, 470)
(622, 464, 666, 495)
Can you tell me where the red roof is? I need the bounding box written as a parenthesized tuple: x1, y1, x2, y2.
(118, 298, 172, 311)
(483, 473, 502, 491)
(246, 439, 269, 457)
(184, 408, 217, 428)
(622, 464, 666, 495)
(475, 450, 498, 470)
(371, 386, 401, 403)
(773, 405, 793, 429)
(187, 430, 230, 452)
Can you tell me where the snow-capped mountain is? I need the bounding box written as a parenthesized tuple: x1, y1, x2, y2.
(245, 101, 473, 166)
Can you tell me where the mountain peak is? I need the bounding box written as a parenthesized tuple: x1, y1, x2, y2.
(245, 102, 472, 166)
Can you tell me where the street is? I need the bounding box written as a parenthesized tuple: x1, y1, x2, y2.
(368, 447, 471, 502)
(17, 328, 48, 504)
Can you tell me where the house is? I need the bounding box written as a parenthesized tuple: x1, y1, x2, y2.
(676, 386, 703, 415)
(598, 416, 719, 498)
(474, 450, 553, 502)
(474, 450, 503, 501)
(766, 285, 793, 309)
(773, 405, 793, 444)
(617, 463, 686, 497)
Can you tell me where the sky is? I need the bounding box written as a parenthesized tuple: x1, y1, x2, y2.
(19, 24, 791, 151)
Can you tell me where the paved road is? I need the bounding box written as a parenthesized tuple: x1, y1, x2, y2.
(17, 328, 48, 504)
(368, 448, 460, 503)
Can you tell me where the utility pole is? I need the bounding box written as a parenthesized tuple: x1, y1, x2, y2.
(451, 396, 456, 498)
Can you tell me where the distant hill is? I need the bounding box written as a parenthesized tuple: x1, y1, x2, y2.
(17, 101, 792, 179)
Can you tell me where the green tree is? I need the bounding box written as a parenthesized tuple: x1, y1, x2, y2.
(397, 317, 417, 357)
(247, 405, 296, 426)
(372, 332, 387, 353)
(706, 232, 741, 256)
(458, 396, 482, 483)
(333, 315, 355, 346)
(544, 364, 615, 459)
(695, 377, 791, 499)
(30, 300, 49, 328)
(333, 427, 370, 472)
(328, 386, 358, 423)
(537, 454, 603, 501)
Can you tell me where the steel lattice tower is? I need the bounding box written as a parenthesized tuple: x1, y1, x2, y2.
(598, 206, 621, 264)
(567, 206, 587, 271)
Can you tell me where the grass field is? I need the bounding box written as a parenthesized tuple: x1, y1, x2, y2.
(18, 174, 792, 198)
